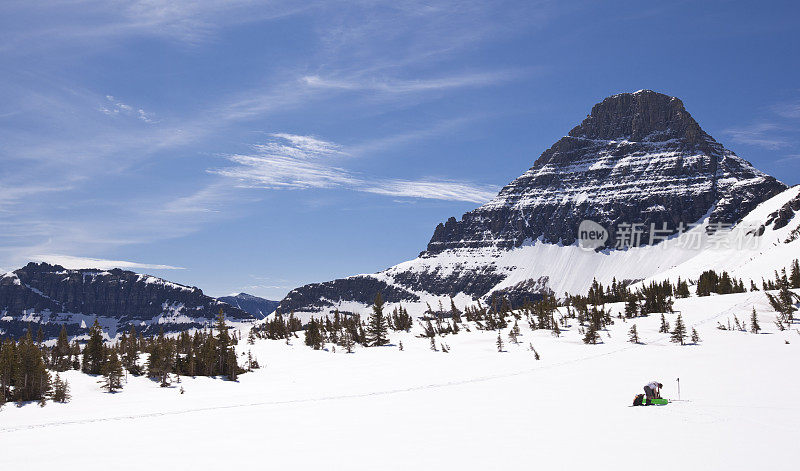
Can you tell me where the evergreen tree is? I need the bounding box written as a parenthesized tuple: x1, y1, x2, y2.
(675, 278, 691, 298)
(583, 322, 599, 344)
(13, 332, 51, 404)
(529, 343, 540, 360)
(691, 327, 701, 344)
(121, 326, 141, 375)
(52, 325, 71, 371)
(496, 332, 504, 352)
(214, 309, 232, 376)
(101, 350, 124, 392)
(366, 293, 390, 346)
(671, 314, 687, 345)
(791, 259, 800, 289)
(449, 297, 462, 324)
(750, 307, 760, 334)
(658, 313, 670, 334)
(342, 331, 354, 353)
(82, 319, 105, 375)
(304, 318, 323, 350)
(146, 333, 175, 386)
(0, 339, 14, 402)
(551, 316, 561, 337)
(625, 297, 638, 318)
(628, 324, 639, 344)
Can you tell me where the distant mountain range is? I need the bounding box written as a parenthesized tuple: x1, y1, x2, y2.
(218, 293, 279, 318)
(0, 263, 255, 339)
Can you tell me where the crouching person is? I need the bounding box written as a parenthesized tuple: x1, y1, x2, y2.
(643, 381, 663, 405)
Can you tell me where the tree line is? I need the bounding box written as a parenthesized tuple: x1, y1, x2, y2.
(1, 310, 245, 407)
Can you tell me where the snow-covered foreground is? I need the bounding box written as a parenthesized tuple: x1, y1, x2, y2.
(2, 291, 799, 470)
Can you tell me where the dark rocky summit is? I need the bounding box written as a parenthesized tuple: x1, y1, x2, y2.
(0, 262, 253, 339)
(274, 90, 785, 314)
(426, 90, 785, 253)
(218, 293, 279, 318)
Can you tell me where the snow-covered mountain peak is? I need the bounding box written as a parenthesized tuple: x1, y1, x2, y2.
(426, 91, 784, 254)
(277, 92, 787, 317)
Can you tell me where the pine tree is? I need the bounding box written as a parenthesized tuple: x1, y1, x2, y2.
(53, 325, 71, 371)
(52, 373, 71, 403)
(676, 278, 691, 298)
(625, 297, 638, 318)
(100, 350, 124, 392)
(226, 348, 239, 381)
(0, 339, 14, 402)
(671, 314, 687, 345)
(12, 332, 52, 404)
(750, 307, 760, 334)
(791, 259, 800, 289)
(449, 297, 462, 324)
(214, 309, 232, 375)
(398, 340, 404, 351)
(583, 322, 599, 344)
(82, 319, 105, 375)
(121, 326, 141, 375)
(508, 320, 520, 344)
(691, 327, 701, 344)
(147, 333, 175, 386)
(496, 332, 504, 352)
(628, 324, 639, 344)
(366, 293, 390, 346)
(304, 318, 323, 350)
(342, 331, 354, 353)
(659, 313, 670, 333)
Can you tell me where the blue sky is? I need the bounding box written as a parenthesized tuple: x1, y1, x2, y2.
(1, 0, 799, 300)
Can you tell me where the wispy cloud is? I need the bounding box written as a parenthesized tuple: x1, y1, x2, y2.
(101, 95, 156, 123)
(776, 154, 800, 164)
(723, 123, 790, 149)
(0, 1, 312, 51)
(29, 254, 183, 271)
(210, 133, 498, 203)
(364, 179, 497, 202)
(302, 70, 527, 94)
(772, 102, 800, 119)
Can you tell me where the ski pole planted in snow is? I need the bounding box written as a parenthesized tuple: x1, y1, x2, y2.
(677, 378, 680, 401)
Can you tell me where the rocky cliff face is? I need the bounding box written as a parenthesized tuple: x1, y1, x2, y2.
(277, 90, 786, 316)
(0, 262, 254, 339)
(426, 90, 784, 253)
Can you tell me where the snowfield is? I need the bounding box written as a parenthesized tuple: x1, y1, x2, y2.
(2, 291, 799, 470)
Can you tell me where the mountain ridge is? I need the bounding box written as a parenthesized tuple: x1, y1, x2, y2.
(0, 262, 254, 339)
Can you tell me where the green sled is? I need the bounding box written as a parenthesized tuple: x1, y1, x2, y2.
(649, 398, 669, 405)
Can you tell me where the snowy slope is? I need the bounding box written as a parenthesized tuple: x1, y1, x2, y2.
(278, 181, 799, 322)
(2, 291, 798, 470)
(637, 185, 800, 287)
